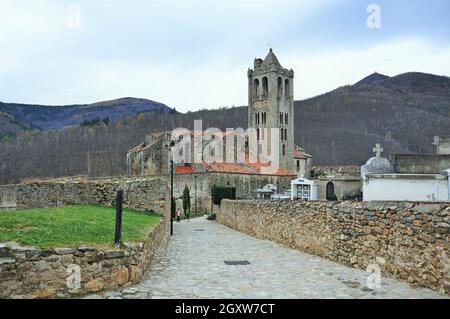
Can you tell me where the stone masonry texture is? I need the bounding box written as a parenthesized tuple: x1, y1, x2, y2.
(0, 217, 168, 298)
(0, 176, 168, 215)
(0, 176, 170, 298)
(218, 200, 450, 295)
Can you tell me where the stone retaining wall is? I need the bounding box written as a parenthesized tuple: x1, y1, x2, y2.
(0, 176, 170, 298)
(218, 200, 450, 295)
(0, 216, 168, 298)
(0, 176, 168, 215)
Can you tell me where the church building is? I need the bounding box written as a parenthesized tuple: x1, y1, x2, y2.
(126, 49, 312, 211)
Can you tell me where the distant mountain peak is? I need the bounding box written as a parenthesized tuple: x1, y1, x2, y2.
(355, 72, 390, 86)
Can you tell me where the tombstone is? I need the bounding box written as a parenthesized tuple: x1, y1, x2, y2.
(361, 143, 395, 180)
(254, 184, 277, 199)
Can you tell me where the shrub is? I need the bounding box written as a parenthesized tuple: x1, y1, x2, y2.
(182, 185, 191, 214)
(211, 185, 236, 205)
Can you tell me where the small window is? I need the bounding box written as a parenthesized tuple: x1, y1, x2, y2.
(282, 144, 286, 156)
(285, 113, 288, 125)
(296, 160, 300, 169)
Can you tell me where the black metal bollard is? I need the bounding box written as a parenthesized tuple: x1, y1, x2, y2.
(114, 190, 123, 245)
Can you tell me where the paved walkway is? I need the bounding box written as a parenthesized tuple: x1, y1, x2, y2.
(88, 217, 445, 299)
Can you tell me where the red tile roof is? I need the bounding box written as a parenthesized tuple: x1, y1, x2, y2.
(201, 162, 295, 176)
(175, 166, 195, 174)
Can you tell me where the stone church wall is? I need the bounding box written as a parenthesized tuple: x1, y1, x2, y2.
(172, 172, 293, 214)
(218, 200, 450, 295)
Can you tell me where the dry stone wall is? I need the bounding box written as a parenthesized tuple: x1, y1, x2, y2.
(218, 200, 450, 295)
(0, 176, 170, 298)
(0, 176, 168, 215)
(0, 217, 168, 298)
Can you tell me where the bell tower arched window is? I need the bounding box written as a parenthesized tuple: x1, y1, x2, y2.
(285, 79, 290, 98)
(253, 79, 260, 98)
(262, 77, 268, 97)
(277, 77, 283, 99)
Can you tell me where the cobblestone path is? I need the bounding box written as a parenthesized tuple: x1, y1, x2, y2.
(87, 217, 445, 299)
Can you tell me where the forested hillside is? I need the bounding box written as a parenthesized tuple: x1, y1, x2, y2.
(1, 72, 449, 184)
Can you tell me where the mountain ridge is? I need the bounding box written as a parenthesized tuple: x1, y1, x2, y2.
(0, 97, 173, 131)
(0, 71, 450, 184)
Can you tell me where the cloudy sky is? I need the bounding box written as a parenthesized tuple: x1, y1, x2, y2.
(0, 0, 449, 111)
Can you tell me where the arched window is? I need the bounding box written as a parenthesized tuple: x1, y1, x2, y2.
(284, 128, 288, 140)
(253, 78, 260, 98)
(280, 128, 284, 140)
(282, 144, 286, 156)
(262, 77, 268, 97)
(285, 79, 290, 98)
(285, 113, 288, 125)
(277, 77, 283, 98)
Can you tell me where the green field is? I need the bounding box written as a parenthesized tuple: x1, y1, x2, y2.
(0, 205, 160, 248)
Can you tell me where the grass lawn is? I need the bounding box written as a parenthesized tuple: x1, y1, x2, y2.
(0, 205, 160, 248)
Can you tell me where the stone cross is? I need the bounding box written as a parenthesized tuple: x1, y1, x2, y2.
(433, 136, 440, 147)
(373, 143, 383, 158)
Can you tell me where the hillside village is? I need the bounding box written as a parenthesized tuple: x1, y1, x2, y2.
(0, 49, 449, 300)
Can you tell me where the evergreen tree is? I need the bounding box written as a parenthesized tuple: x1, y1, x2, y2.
(182, 185, 191, 218)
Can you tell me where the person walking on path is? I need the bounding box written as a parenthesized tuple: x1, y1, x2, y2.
(176, 208, 181, 222)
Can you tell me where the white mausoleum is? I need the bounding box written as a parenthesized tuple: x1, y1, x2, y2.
(362, 142, 450, 202)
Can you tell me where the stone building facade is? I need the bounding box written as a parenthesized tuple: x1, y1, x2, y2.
(311, 165, 362, 200)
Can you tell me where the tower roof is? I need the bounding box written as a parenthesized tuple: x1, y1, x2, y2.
(261, 48, 281, 68)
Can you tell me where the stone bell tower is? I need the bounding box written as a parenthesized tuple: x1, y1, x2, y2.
(247, 49, 295, 171)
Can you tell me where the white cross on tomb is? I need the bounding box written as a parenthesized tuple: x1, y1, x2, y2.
(373, 143, 383, 158)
